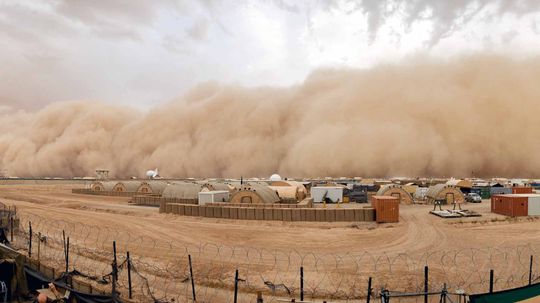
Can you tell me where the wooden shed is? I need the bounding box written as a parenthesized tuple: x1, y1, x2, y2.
(426, 184, 465, 205)
(376, 184, 414, 205)
(229, 183, 280, 204)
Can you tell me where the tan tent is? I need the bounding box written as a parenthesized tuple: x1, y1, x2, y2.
(268, 186, 301, 201)
(137, 181, 168, 195)
(162, 182, 203, 200)
(426, 184, 465, 204)
(229, 183, 280, 204)
(270, 180, 308, 200)
(200, 182, 231, 192)
(112, 181, 141, 192)
(376, 184, 414, 204)
(445, 179, 473, 189)
(88, 181, 104, 191)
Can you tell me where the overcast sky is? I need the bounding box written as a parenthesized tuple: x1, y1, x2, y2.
(1, 0, 540, 110)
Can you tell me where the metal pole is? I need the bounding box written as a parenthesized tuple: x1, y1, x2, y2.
(234, 269, 239, 303)
(112, 241, 117, 296)
(300, 266, 304, 302)
(189, 254, 196, 302)
(489, 269, 494, 293)
(256, 291, 263, 303)
(366, 277, 372, 303)
(28, 221, 32, 258)
(127, 251, 132, 299)
(530, 255, 534, 285)
(424, 266, 429, 303)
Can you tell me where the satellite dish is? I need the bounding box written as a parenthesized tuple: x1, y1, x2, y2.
(146, 168, 159, 179)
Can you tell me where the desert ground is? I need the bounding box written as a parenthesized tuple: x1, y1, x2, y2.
(2, 183, 540, 302)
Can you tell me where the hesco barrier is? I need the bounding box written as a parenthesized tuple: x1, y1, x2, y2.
(71, 188, 138, 197)
(160, 202, 375, 222)
(132, 195, 198, 207)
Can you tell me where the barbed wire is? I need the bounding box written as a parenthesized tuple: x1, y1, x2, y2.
(7, 211, 540, 303)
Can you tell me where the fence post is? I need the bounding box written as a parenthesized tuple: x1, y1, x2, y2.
(441, 283, 447, 303)
(366, 276, 372, 303)
(127, 251, 132, 299)
(234, 269, 239, 303)
(256, 291, 263, 303)
(424, 266, 428, 303)
(530, 255, 534, 285)
(28, 221, 32, 258)
(489, 269, 494, 293)
(189, 254, 196, 302)
(9, 216, 13, 242)
(37, 232, 41, 262)
(111, 241, 117, 297)
(300, 266, 304, 302)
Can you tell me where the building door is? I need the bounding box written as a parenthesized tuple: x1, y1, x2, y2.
(241, 196, 252, 204)
(391, 193, 401, 203)
(445, 193, 454, 204)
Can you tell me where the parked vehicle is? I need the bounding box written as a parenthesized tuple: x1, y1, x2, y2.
(465, 193, 482, 203)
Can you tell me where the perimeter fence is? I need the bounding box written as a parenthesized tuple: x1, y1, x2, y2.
(5, 211, 540, 303)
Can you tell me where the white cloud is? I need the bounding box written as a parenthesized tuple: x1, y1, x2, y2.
(0, 0, 540, 109)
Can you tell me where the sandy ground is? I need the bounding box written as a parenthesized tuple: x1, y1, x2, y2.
(2, 184, 540, 302)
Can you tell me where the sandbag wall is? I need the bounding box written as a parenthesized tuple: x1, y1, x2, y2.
(160, 203, 375, 222)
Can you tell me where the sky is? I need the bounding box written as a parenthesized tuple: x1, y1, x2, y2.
(1, 0, 540, 110)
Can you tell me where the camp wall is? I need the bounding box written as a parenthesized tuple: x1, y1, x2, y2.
(160, 203, 375, 222)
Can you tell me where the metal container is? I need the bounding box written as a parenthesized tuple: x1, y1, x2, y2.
(372, 196, 399, 223)
(492, 195, 528, 217)
(511, 187, 533, 194)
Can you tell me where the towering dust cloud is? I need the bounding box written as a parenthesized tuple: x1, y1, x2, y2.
(1, 55, 540, 178)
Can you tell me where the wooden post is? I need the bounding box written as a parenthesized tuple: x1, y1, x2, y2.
(189, 254, 196, 302)
(111, 241, 118, 297)
(300, 266, 304, 302)
(366, 277, 372, 303)
(127, 251, 132, 299)
(28, 221, 32, 258)
(489, 269, 494, 293)
(530, 255, 534, 285)
(424, 266, 428, 303)
(37, 232, 41, 262)
(234, 269, 239, 303)
(9, 216, 13, 242)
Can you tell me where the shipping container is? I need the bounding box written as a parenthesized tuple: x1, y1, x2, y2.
(491, 194, 528, 217)
(528, 195, 540, 216)
(372, 196, 399, 223)
(511, 187, 533, 194)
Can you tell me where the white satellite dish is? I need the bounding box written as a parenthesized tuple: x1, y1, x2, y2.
(146, 168, 159, 179)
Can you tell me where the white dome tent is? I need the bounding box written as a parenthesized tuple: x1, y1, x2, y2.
(269, 174, 282, 182)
